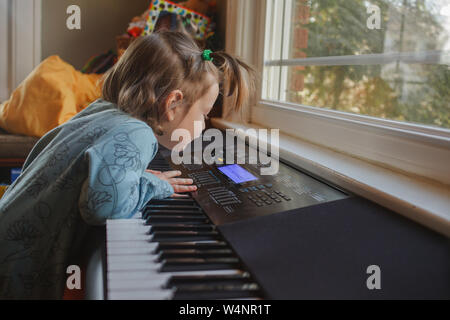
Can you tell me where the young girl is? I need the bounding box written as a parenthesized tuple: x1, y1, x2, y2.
(0, 31, 256, 299)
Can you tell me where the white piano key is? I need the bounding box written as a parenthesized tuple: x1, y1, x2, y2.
(107, 220, 148, 227)
(107, 219, 145, 225)
(108, 270, 169, 281)
(107, 260, 162, 272)
(107, 269, 244, 282)
(107, 223, 150, 233)
(108, 289, 174, 300)
(106, 224, 150, 231)
(107, 233, 154, 241)
(107, 254, 157, 264)
(107, 246, 156, 255)
(108, 279, 168, 291)
(106, 240, 154, 249)
(166, 269, 244, 277)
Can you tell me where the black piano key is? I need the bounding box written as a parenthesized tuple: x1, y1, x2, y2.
(166, 272, 251, 287)
(175, 283, 260, 292)
(149, 224, 215, 233)
(146, 215, 209, 224)
(172, 284, 261, 300)
(150, 231, 220, 242)
(159, 257, 240, 272)
(157, 248, 234, 261)
(145, 205, 203, 212)
(155, 241, 229, 253)
(160, 248, 233, 255)
(148, 198, 195, 206)
(144, 209, 205, 216)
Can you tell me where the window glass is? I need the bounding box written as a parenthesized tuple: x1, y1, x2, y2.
(263, 0, 450, 129)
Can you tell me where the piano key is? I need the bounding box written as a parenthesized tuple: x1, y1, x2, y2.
(145, 205, 202, 212)
(174, 283, 260, 292)
(148, 198, 195, 205)
(107, 254, 158, 264)
(166, 272, 251, 287)
(107, 225, 151, 233)
(107, 220, 144, 225)
(108, 289, 174, 300)
(146, 215, 209, 224)
(107, 246, 156, 256)
(151, 231, 219, 242)
(155, 241, 228, 252)
(107, 232, 152, 242)
(106, 240, 154, 249)
(158, 248, 234, 260)
(160, 257, 240, 272)
(108, 260, 162, 272)
(109, 279, 169, 291)
(108, 270, 171, 288)
(108, 269, 245, 282)
(172, 285, 260, 300)
(149, 224, 215, 233)
(144, 209, 205, 216)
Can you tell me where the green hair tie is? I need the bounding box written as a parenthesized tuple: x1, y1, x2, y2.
(202, 49, 213, 61)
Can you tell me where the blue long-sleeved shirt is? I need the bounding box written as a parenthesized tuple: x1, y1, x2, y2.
(0, 99, 174, 299)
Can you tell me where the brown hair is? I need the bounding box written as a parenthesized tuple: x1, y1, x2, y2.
(102, 31, 256, 135)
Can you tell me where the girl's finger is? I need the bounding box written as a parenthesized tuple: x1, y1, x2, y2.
(171, 193, 191, 198)
(160, 170, 182, 179)
(173, 185, 197, 193)
(168, 178, 194, 185)
(146, 169, 161, 174)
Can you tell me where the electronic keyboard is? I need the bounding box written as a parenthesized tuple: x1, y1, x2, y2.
(84, 140, 449, 300)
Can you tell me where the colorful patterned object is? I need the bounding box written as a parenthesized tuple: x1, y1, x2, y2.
(143, 0, 211, 40)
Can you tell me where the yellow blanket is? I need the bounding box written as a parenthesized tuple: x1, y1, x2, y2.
(0, 55, 102, 137)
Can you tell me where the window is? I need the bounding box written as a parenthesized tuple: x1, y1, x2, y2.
(221, 0, 450, 236)
(262, 0, 450, 129)
(224, 0, 450, 186)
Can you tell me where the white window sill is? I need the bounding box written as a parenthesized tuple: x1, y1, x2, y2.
(211, 118, 450, 238)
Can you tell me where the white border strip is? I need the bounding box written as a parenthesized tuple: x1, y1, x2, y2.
(0, 0, 8, 101)
(11, 0, 41, 89)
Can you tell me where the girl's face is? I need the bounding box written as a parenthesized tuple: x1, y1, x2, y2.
(157, 75, 219, 151)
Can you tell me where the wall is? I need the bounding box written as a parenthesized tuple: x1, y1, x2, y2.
(41, 0, 150, 69)
(0, 0, 228, 101)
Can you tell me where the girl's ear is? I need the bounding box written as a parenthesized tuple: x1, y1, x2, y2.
(164, 89, 184, 121)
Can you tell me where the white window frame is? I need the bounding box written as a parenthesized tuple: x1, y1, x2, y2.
(0, 0, 41, 101)
(224, 0, 450, 187)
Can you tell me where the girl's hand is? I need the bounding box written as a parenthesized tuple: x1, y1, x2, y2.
(146, 169, 197, 197)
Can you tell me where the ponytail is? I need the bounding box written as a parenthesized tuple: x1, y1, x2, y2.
(210, 51, 257, 115)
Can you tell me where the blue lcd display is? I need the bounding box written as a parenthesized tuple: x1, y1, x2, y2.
(218, 164, 258, 184)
